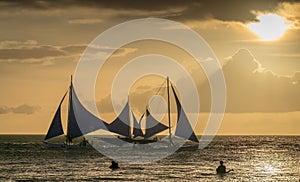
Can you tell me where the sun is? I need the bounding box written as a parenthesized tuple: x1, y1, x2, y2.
(247, 14, 291, 41)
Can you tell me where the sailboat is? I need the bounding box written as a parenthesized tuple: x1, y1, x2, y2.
(104, 101, 168, 144)
(43, 77, 98, 148)
(44, 76, 198, 148)
(104, 77, 199, 145)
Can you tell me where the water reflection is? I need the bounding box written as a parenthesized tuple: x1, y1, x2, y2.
(255, 165, 280, 174)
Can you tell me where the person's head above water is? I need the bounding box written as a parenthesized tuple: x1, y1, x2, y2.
(220, 161, 224, 165)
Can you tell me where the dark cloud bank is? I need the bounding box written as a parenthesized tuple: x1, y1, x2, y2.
(1, 0, 297, 22)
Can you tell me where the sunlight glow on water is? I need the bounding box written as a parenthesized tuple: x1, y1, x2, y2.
(0, 135, 298, 181)
(264, 165, 280, 173)
(256, 165, 280, 174)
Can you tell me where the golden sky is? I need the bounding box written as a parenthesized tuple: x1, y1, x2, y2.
(0, 0, 299, 135)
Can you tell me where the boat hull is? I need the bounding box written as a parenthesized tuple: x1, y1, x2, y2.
(118, 137, 158, 144)
(43, 141, 91, 148)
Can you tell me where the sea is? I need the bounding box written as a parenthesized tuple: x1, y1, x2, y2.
(0, 135, 298, 181)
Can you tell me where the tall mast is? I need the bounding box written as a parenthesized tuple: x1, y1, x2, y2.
(167, 76, 173, 145)
(128, 95, 132, 139)
(67, 75, 72, 138)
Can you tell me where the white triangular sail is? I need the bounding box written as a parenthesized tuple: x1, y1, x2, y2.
(71, 84, 108, 136)
(171, 85, 199, 143)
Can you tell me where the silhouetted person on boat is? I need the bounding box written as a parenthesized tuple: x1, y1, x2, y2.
(109, 161, 119, 170)
(66, 135, 72, 145)
(216, 161, 233, 175)
(80, 137, 88, 146)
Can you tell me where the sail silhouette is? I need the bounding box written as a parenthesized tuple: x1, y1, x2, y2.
(105, 102, 131, 138)
(171, 85, 199, 143)
(44, 92, 67, 140)
(144, 109, 168, 138)
(132, 111, 144, 138)
(44, 77, 107, 142)
(71, 84, 107, 135)
(67, 84, 83, 139)
(45, 76, 199, 146)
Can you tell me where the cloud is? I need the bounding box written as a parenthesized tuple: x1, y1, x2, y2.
(1, 0, 296, 23)
(0, 46, 65, 60)
(94, 48, 300, 114)
(96, 84, 178, 116)
(68, 18, 102, 25)
(0, 104, 41, 115)
(0, 41, 88, 66)
(224, 49, 263, 73)
(292, 71, 300, 83)
(0, 40, 87, 60)
(0, 40, 139, 66)
(222, 48, 300, 112)
(277, 2, 300, 29)
(112, 47, 138, 58)
(0, 106, 10, 114)
(0, 40, 38, 49)
(60, 45, 86, 55)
